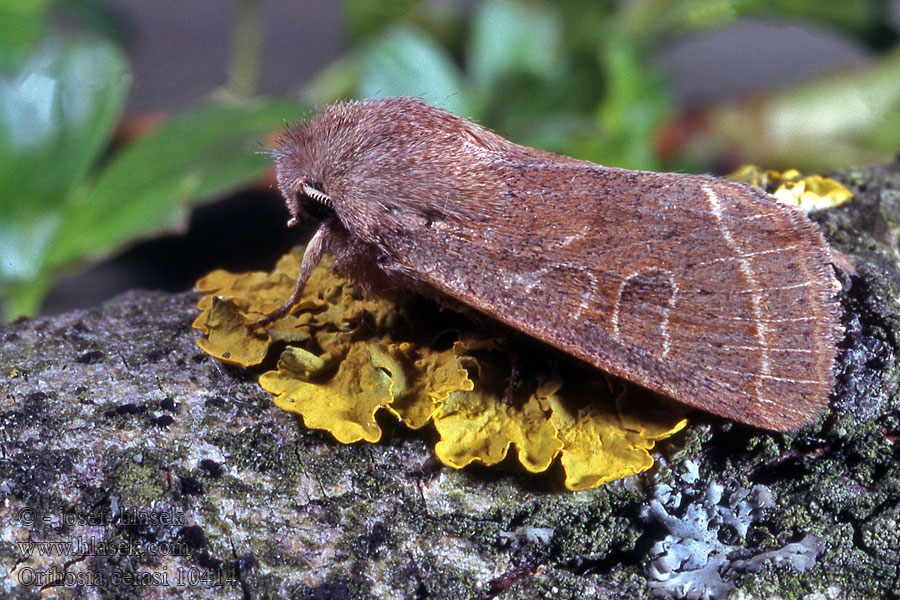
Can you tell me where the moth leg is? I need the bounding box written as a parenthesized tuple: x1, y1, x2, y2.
(495, 333, 538, 406)
(248, 223, 329, 331)
(459, 315, 531, 406)
(502, 352, 523, 406)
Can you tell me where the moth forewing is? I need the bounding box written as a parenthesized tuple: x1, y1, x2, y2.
(380, 166, 837, 430)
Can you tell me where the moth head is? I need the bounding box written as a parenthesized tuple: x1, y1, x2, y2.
(273, 118, 341, 228)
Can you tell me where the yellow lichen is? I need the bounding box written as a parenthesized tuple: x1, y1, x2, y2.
(194, 297, 271, 366)
(193, 247, 687, 490)
(548, 385, 687, 491)
(261, 344, 391, 444)
(432, 341, 563, 473)
(727, 164, 852, 211)
(379, 343, 472, 430)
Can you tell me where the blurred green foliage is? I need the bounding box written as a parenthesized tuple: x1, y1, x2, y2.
(0, 1, 307, 320)
(318, 0, 674, 169)
(318, 0, 898, 170)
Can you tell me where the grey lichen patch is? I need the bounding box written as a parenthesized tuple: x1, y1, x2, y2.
(641, 461, 836, 600)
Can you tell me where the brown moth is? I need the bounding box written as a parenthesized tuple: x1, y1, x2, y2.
(261, 96, 841, 431)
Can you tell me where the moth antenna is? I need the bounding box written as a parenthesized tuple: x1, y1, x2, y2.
(302, 182, 333, 208)
(284, 178, 333, 227)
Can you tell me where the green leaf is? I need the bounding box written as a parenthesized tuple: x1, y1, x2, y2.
(45, 98, 309, 270)
(468, 0, 562, 96)
(0, 36, 130, 214)
(0, 0, 52, 73)
(357, 25, 474, 117)
(0, 37, 307, 320)
(0, 212, 59, 282)
(0, 35, 129, 318)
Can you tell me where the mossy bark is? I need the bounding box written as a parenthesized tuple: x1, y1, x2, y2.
(2, 164, 900, 600)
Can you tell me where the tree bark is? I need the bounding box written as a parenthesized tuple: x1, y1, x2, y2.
(2, 164, 899, 600)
